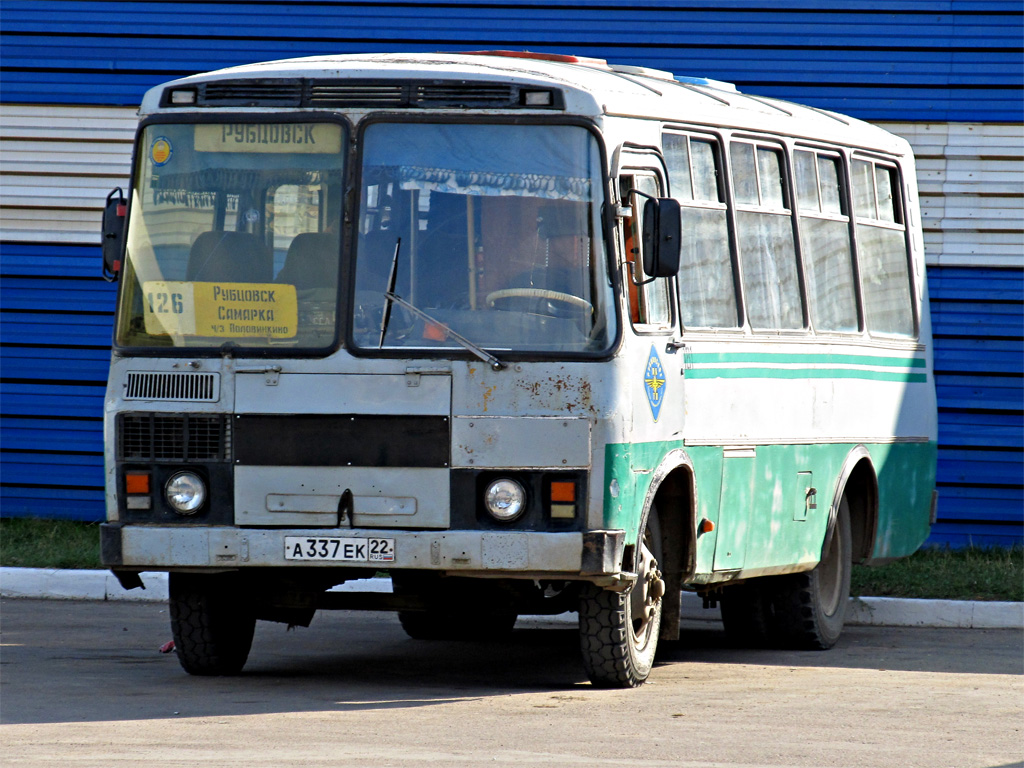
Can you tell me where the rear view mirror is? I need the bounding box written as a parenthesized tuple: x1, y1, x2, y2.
(641, 197, 681, 278)
(101, 188, 126, 282)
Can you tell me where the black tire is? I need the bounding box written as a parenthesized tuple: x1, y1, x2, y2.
(169, 573, 256, 676)
(578, 509, 663, 688)
(768, 496, 853, 650)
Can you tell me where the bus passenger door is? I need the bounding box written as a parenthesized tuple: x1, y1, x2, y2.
(617, 163, 684, 487)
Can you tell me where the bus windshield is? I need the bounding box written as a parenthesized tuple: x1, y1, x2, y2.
(116, 121, 346, 350)
(351, 122, 616, 355)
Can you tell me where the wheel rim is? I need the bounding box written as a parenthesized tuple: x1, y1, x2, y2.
(629, 529, 663, 650)
(818, 518, 844, 617)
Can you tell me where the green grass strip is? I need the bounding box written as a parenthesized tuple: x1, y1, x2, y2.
(852, 545, 1023, 602)
(1, 517, 102, 570)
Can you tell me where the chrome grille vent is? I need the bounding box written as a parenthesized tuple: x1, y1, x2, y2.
(172, 78, 557, 110)
(413, 83, 515, 105)
(201, 80, 303, 106)
(119, 414, 231, 463)
(308, 83, 405, 107)
(124, 372, 219, 402)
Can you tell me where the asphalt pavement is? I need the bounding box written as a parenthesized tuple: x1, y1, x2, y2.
(1, 567, 1020, 629)
(1, 598, 1021, 768)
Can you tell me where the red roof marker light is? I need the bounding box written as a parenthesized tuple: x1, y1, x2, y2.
(461, 50, 608, 66)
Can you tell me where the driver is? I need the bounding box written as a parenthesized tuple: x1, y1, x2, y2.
(486, 200, 592, 318)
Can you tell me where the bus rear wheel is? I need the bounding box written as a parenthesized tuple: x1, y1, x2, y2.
(168, 572, 256, 676)
(578, 509, 664, 687)
(769, 496, 853, 649)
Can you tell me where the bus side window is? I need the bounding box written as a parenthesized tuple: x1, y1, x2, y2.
(794, 150, 858, 333)
(620, 174, 671, 328)
(730, 141, 804, 330)
(852, 158, 915, 337)
(663, 133, 739, 328)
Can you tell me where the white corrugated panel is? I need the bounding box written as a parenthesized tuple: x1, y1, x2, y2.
(1, 107, 1020, 268)
(879, 121, 1024, 268)
(0, 105, 136, 243)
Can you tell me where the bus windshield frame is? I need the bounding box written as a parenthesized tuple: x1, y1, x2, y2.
(114, 114, 349, 355)
(346, 116, 619, 361)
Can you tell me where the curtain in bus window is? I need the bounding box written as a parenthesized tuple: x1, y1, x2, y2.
(795, 151, 857, 332)
(756, 148, 786, 209)
(799, 217, 857, 332)
(730, 143, 759, 205)
(736, 211, 802, 329)
(875, 166, 899, 223)
(818, 157, 843, 214)
(663, 135, 693, 200)
(852, 160, 876, 218)
(794, 151, 820, 211)
(678, 206, 738, 327)
(857, 224, 914, 336)
(691, 141, 719, 202)
(361, 123, 593, 201)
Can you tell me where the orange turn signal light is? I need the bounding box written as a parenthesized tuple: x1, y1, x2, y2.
(125, 472, 150, 495)
(698, 518, 715, 534)
(550, 481, 576, 503)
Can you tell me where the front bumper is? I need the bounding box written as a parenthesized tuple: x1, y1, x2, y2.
(101, 524, 626, 583)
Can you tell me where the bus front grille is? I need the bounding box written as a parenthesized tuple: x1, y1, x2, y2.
(118, 414, 232, 463)
(124, 372, 220, 402)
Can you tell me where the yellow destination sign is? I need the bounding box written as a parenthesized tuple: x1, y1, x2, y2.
(143, 281, 298, 338)
(195, 123, 341, 153)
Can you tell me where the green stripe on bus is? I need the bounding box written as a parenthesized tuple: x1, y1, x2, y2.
(686, 368, 928, 382)
(687, 352, 927, 368)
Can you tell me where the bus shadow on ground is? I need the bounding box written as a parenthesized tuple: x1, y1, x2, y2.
(1, 601, 1019, 726)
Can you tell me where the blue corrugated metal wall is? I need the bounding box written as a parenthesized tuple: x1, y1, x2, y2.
(0, 244, 112, 521)
(2, 0, 1022, 121)
(1, 0, 1021, 545)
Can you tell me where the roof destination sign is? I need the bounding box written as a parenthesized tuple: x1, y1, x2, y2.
(143, 280, 298, 338)
(195, 123, 342, 153)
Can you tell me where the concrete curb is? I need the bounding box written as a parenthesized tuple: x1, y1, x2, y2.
(1, 568, 1020, 629)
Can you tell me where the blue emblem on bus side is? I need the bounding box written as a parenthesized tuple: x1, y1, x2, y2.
(644, 345, 666, 422)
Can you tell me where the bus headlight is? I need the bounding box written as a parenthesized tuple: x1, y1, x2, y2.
(484, 478, 526, 522)
(165, 472, 206, 515)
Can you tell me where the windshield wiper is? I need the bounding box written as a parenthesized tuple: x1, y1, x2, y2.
(378, 237, 402, 348)
(384, 291, 506, 372)
(377, 236, 505, 371)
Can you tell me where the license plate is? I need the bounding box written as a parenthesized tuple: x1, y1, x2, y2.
(284, 536, 395, 563)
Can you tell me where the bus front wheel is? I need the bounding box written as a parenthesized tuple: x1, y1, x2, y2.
(578, 509, 664, 687)
(168, 572, 256, 676)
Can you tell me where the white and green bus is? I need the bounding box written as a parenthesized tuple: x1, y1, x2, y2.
(100, 51, 937, 687)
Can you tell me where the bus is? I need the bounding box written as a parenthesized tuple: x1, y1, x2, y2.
(99, 51, 937, 687)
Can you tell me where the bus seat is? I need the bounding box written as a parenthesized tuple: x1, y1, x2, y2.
(276, 232, 339, 290)
(186, 231, 273, 283)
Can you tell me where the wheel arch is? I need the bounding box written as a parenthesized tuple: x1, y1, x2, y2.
(828, 446, 879, 564)
(637, 449, 697, 640)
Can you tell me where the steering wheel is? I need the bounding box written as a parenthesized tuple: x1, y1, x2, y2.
(485, 288, 593, 318)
